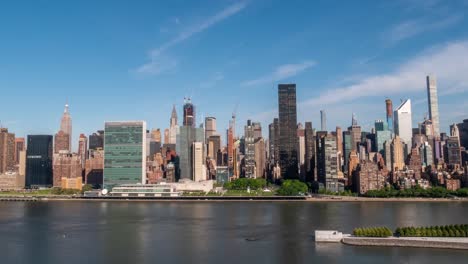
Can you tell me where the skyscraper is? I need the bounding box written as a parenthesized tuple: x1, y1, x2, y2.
(60, 104, 72, 150)
(268, 118, 280, 165)
(103, 121, 146, 189)
(244, 120, 256, 178)
(297, 123, 306, 176)
(317, 134, 339, 192)
(304, 122, 315, 182)
(205, 117, 217, 142)
(254, 137, 266, 178)
(14, 137, 25, 165)
(177, 126, 204, 181)
(348, 113, 361, 151)
(278, 84, 299, 179)
(54, 130, 70, 153)
(426, 75, 440, 137)
(320, 110, 326, 131)
(183, 98, 196, 127)
(89, 130, 104, 150)
(78, 134, 87, 169)
(394, 99, 413, 145)
(456, 119, 468, 149)
(168, 105, 179, 144)
(192, 142, 204, 181)
(26, 135, 53, 188)
(0, 128, 15, 173)
(391, 136, 405, 171)
(385, 99, 393, 133)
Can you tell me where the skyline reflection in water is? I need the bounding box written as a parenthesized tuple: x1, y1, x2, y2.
(0, 201, 468, 264)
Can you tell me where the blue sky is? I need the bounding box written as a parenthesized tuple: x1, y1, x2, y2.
(1, 0, 468, 149)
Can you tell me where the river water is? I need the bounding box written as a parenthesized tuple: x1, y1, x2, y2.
(0, 201, 467, 264)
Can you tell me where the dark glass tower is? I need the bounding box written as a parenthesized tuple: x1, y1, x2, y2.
(89, 130, 104, 150)
(278, 84, 298, 179)
(183, 98, 196, 127)
(26, 135, 53, 188)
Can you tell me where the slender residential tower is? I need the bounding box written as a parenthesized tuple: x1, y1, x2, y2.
(320, 110, 326, 131)
(426, 75, 440, 137)
(385, 99, 393, 133)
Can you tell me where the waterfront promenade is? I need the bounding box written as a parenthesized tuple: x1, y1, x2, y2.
(342, 236, 468, 250)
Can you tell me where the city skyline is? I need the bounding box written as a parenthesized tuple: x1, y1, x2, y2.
(1, 0, 468, 146)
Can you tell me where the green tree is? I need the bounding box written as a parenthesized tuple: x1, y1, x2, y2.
(277, 180, 308, 196)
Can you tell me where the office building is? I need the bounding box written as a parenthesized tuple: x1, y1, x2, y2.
(205, 117, 217, 142)
(103, 121, 146, 189)
(89, 130, 104, 150)
(419, 142, 433, 168)
(244, 120, 256, 178)
(14, 138, 25, 165)
(26, 135, 53, 188)
(54, 130, 70, 153)
(304, 122, 315, 182)
(348, 113, 361, 151)
(207, 135, 221, 162)
(278, 84, 299, 179)
(445, 136, 462, 169)
(168, 105, 179, 144)
(455, 119, 468, 150)
(394, 99, 413, 145)
(85, 149, 103, 187)
(254, 137, 266, 178)
(297, 124, 305, 175)
(317, 134, 340, 192)
(192, 142, 204, 182)
(78, 134, 87, 168)
(407, 147, 422, 179)
(391, 136, 405, 171)
(183, 98, 196, 127)
(53, 153, 82, 189)
(0, 128, 15, 173)
(59, 104, 72, 150)
(426, 75, 440, 137)
(177, 126, 204, 181)
(268, 118, 280, 165)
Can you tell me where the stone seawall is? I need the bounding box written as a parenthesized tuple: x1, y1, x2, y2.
(342, 237, 468, 250)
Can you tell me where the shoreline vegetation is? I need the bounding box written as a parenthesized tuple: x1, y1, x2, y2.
(1, 179, 468, 201)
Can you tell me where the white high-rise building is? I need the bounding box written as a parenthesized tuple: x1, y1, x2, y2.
(394, 99, 413, 145)
(192, 142, 204, 181)
(426, 76, 440, 137)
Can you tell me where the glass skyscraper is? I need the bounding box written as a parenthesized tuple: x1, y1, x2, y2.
(26, 135, 53, 188)
(103, 121, 146, 190)
(278, 84, 298, 179)
(176, 126, 204, 180)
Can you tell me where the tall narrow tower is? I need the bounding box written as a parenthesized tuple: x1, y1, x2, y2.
(320, 110, 326, 131)
(60, 104, 72, 150)
(385, 99, 393, 133)
(278, 84, 298, 179)
(426, 76, 440, 137)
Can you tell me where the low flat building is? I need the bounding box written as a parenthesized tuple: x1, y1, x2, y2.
(111, 184, 180, 197)
(0, 171, 25, 190)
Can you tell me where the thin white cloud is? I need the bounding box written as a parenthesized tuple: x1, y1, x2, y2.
(200, 72, 225, 88)
(241, 61, 316, 86)
(386, 14, 463, 44)
(134, 56, 178, 76)
(135, 1, 248, 76)
(303, 40, 468, 107)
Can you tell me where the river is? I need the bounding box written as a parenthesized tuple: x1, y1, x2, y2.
(0, 201, 467, 263)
